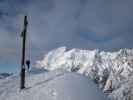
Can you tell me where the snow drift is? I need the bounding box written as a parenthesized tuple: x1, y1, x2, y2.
(35, 47, 133, 100)
(0, 70, 107, 100)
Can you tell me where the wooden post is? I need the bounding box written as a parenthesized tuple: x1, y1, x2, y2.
(20, 16, 28, 89)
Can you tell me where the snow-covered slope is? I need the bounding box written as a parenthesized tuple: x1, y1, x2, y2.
(35, 47, 133, 100)
(0, 70, 107, 100)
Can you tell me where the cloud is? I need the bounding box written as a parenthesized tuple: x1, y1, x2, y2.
(0, 0, 133, 68)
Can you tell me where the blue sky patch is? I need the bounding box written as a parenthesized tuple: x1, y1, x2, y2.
(80, 31, 113, 43)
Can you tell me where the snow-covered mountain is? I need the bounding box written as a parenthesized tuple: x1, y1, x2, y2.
(0, 73, 12, 79)
(35, 47, 133, 100)
(0, 47, 133, 100)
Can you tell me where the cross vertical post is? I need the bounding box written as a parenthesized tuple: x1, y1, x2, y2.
(20, 15, 28, 89)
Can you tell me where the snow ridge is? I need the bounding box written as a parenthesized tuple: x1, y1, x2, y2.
(0, 70, 108, 100)
(35, 47, 133, 100)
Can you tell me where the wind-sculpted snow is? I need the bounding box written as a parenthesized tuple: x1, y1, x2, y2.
(0, 70, 108, 100)
(35, 47, 133, 100)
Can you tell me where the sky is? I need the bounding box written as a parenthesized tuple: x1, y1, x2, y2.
(0, 0, 133, 73)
